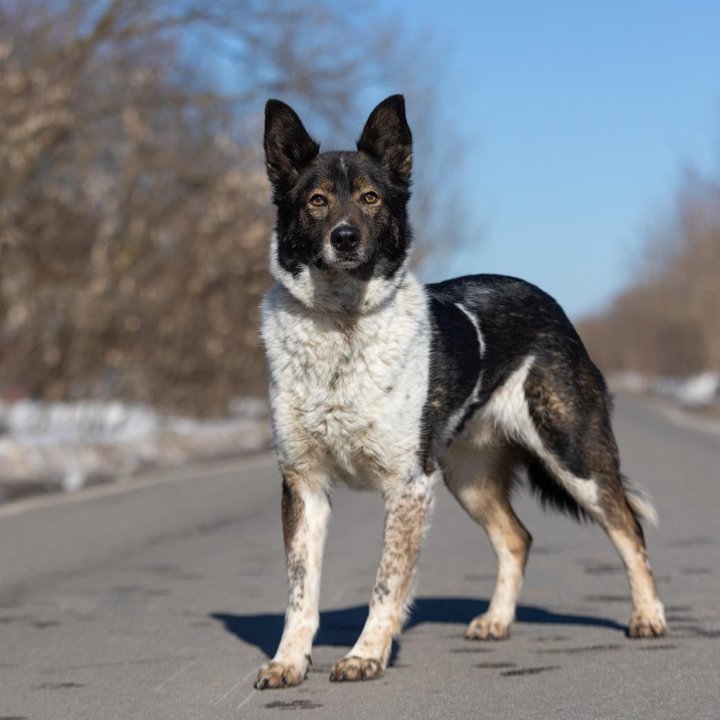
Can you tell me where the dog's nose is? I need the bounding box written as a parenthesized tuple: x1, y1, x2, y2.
(330, 225, 361, 253)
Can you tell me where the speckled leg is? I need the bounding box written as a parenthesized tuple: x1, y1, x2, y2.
(599, 493, 667, 638)
(330, 471, 437, 682)
(256, 471, 330, 689)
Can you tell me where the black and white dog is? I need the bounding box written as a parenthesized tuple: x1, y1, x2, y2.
(255, 95, 666, 689)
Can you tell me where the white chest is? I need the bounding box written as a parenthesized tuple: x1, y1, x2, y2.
(261, 277, 430, 489)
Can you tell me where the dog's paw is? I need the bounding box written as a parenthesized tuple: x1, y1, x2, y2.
(254, 661, 307, 689)
(329, 656, 383, 682)
(627, 608, 667, 639)
(465, 613, 511, 641)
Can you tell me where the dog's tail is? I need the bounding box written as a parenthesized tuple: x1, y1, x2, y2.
(525, 458, 659, 527)
(622, 477, 659, 527)
(524, 456, 592, 522)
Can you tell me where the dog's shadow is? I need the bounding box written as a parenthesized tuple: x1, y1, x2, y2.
(212, 596, 625, 660)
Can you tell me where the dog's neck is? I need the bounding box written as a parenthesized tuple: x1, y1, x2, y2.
(269, 232, 413, 318)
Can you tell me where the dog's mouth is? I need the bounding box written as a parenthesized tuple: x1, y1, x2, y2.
(327, 256, 364, 270)
(315, 248, 375, 281)
(320, 243, 369, 272)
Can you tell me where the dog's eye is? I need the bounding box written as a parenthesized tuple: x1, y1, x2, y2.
(309, 194, 327, 207)
(362, 191, 379, 205)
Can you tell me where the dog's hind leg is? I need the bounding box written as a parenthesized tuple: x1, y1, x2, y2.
(329, 470, 436, 682)
(522, 363, 666, 638)
(255, 470, 331, 689)
(529, 460, 666, 638)
(601, 491, 667, 637)
(444, 441, 531, 640)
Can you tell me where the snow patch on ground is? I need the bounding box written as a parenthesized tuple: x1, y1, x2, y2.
(671, 372, 720, 407)
(0, 399, 271, 501)
(611, 371, 720, 408)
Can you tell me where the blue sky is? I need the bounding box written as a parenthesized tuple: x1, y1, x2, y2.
(378, 0, 719, 318)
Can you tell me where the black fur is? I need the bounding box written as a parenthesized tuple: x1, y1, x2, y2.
(356, 94, 413, 185)
(264, 100, 320, 200)
(423, 275, 615, 521)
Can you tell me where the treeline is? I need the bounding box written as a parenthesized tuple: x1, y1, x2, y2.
(0, 0, 460, 415)
(578, 168, 720, 376)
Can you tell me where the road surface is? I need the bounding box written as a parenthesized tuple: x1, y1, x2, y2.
(1, 395, 718, 719)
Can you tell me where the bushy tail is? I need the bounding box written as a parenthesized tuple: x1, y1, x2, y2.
(526, 458, 659, 528)
(622, 477, 659, 527)
(525, 457, 592, 523)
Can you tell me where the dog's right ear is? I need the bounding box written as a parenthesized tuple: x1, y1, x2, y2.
(264, 100, 320, 195)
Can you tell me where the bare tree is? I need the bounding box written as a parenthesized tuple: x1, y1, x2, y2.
(578, 167, 720, 377)
(0, 0, 471, 414)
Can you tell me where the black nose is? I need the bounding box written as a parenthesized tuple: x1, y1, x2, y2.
(330, 225, 361, 253)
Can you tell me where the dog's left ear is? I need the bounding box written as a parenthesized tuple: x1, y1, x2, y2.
(357, 94, 412, 185)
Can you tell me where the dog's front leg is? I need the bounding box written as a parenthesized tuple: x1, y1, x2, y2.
(330, 471, 436, 682)
(255, 470, 331, 689)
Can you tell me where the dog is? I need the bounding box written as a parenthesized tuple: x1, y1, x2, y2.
(255, 95, 666, 689)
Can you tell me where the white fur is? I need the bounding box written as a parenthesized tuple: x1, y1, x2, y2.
(608, 526, 666, 626)
(262, 252, 435, 675)
(269, 485, 331, 674)
(462, 355, 604, 519)
(623, 481, 659, 527)
(443, 303, 486, 440)
(455, 302, 486, 357)
(262, 255, 430, 493)
(269, 231, 410, 315)
(347, 469, 438, 665)
(481, 540, 526, 630)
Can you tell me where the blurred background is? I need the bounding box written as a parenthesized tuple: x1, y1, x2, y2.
(1, 0, 718, 498)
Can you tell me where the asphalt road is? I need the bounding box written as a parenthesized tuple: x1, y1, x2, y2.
(1, 395, 719, 719)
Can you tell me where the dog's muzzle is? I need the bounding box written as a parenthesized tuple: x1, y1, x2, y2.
(330, 225, 361, 253)
(324, 224, 366, 268)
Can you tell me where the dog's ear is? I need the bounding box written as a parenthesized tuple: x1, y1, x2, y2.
(357, 94, 412, 185)
(264, 99, 320, 194)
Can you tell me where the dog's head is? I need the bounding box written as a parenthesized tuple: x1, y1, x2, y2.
(264, 95, 413, 312)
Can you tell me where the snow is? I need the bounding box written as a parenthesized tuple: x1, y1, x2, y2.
(610, 371, 720, 408)
(0, 398, 271, 499)
(3, 371, 718, 502)
(670, 372, 720, 407)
